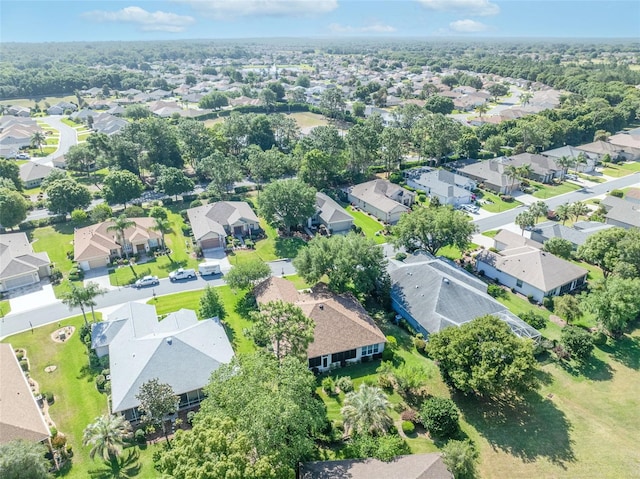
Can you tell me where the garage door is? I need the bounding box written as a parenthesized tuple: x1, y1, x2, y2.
(4, 274, 36, 290)
(200, 238, 221, 249)
(88, 257, 107, 269)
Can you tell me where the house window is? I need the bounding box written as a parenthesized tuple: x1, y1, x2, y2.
(308, 356, 321, 368)
(361, 344, 380, 356)
(331, 349, 357, 363)
(559, 282, 573, 294)
(516, 279, 523, 288)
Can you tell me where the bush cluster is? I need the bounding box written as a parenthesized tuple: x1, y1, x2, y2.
(401, 421, 415, 435)
(420, 397, 459, 439)
(336, 376, 354, 393)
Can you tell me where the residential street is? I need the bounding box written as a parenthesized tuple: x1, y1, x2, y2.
(33, 115, 78, 166)
(0, 259, 297, 339)
(473, 173, 640, 232)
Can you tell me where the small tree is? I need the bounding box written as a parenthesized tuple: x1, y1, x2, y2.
(102, 170, 144, 207)
(90, 203, 113, 223)
(250, 300, 315, 363)
(442, 439, 479, 479)
(561, 326, 594, 361)
(83, 414, 132, 462)
(0, 188, 29, 229)
(46, 178, 91, 215)
(198, 285, 226, 320)
(341, 384, 393, 436)
(0, 440, 50, 479)
(136, 379, 180, 444)
(155, 167, 194, 201)
(420, 397, 459, 439)
(226, 259, 271, 290)
(515, 210, 536, 236)
(543, 237, 573, 259)
(553, 295, 582, 325)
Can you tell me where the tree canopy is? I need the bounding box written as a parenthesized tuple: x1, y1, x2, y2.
(0, 440, 51, 479)
(580, 276, 640, 337)
(258, 179, 316, 234)
(225, 259, 271, 290)
(154, 166, 194, 200)
(392, 206, 476, 256)
(46, 178, 91, 215)
(426, 315, 539, 398)
(293, 232, 387, 296)
(0, 187, 29, 228)
(102, 169, 144, 206)
(135, 378, 180, 442)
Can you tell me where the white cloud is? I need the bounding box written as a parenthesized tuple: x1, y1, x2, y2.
(179, 0, 338, 18)
(83, 6, 195, 32)
(329, 22, 396, 34)
(418, 0, 499, 16)
(449, 19, 489, 32)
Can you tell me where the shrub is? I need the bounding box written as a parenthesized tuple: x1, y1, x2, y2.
(420, 397, 459, 439)
(527, 294, 535, 303)
(487, 284, 506, 298)
(413, 337, 427, 354)
(70, 209, 87, 223)
(51, 432, 67, 449)
(592, 331, 607, 346)
(101, 368, 110, 377)
(162, 197, 174, 205)
(134, 428, 146, 444)
(543, 296, 554, 310)
(381, 348, 394, 361)
(401, 408, 419, 423)
(90, 204, 113, 225)
(103, 382, 111, 395)
(500, 195, 514, 202)
(45, 392, 55, 404)
(609, 189, 624, 198)
(15, 351, 24, 360)
(561, 326, 594, 361)
(322, 376, 335, 395)
(49, 426, 58, 438)
(190, 199, 203, 208)
(181, 225, 192, 236)
(186, 411, 196, 424)
(124, 205, 145, 217)
(385, 335, 398, 351)
(336, 376, 354, 393)
(19, 359, 28, 371)
(95, 374, 106, 390)
(519, 310, 547, 330)
(401, 421, 415, 435)
(395, 252, 407, 261)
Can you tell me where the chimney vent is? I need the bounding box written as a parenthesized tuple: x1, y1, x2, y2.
(166, 337, 173, 345)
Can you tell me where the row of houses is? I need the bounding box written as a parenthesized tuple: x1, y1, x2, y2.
(0, 116, 44, 159)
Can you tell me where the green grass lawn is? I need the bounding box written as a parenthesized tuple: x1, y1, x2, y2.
(602, 162, 640, 178)
(346, 206, 387, 244)
(437, 243, 479, 261)
(77, 132, 92, 141)
(231, 218, 306, 264)
(0, 300, 11, 316)
(30, 223, 79, 297)
(61, 118, 82, 127)
(72, 168, 109, 189)
(482, 229, 500, 238)
(477, 190, 522, 213)
(530, 180, 582, 199)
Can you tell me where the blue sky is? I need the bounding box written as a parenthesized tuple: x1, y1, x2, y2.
(2, 1, 639, 43)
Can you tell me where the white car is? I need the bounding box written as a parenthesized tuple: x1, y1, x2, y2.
(134, 275, 159, 288)
(169, 268, 196, 281)
(16, 153, 30, 159)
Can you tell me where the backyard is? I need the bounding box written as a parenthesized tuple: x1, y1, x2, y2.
(346, 205, 387, 244)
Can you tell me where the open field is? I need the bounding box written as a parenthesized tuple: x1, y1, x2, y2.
(290, 111, 328, 130)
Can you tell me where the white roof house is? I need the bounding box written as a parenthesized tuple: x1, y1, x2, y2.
(91, 302, 234, 421)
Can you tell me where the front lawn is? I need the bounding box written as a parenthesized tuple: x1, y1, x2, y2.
(346, 206, 387, 244)
(476, 190, 522, 213)
(231, 218, 306, 264)
(602, 162, 640, 177)
(109, 211, 199, 285)
(30, 223, 79, 297)
(530, 180, 582, 199)
(0, 300, 11, 316)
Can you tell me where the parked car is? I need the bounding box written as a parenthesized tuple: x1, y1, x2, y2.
(565, 174, 578, 180)
(16, 153, 30, 159)
(460, 204, 479, 214)
(169, 268, 196, 281)
(198, 261, 221, 276)
(134, 275, 159, 288)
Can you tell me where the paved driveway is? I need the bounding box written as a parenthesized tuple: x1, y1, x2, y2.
(8, 282, 57, 314)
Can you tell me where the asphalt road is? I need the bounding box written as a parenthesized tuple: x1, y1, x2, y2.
(473, 172, 640, 232)
(0, 259, 297, 339)
(33, 115, 78, 166)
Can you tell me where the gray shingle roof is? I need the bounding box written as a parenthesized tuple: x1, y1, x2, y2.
(315, 192, 353, 225)
(390, 254, 540, 339)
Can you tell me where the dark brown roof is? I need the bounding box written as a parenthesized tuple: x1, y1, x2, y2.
(300, 453, 453, 479)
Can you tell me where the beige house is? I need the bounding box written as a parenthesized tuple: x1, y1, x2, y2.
(74, 218, 161, 270)
(347, 179, 414, 224)
(0, 344, 51, 445)
(254, 277, 386, 372)
(187, 201, 260, 250)
(0, 233, 51, 292)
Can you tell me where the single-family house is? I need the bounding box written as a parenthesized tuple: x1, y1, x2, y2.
(607, 133, 640, 160)
(74, 218, 162, 270)
(493, 229, 543, 251)
(389, 253, 540, 340)
(0, 344, 51, 445)
(600, 195, 640, 229)
(254, 277, 386, 372)
(624, 188, 640, 204)
(347, 179, 414, 224)
(541, 145, 597, 173)
(456, 158, 518, 194)
(406, 168, 476, 206)
(187, 201, 260, 250)
(475, 246, 588, 303)
(508, 152, 561, 183)
(19, 162, 58, 189)
(309, 192, 354, 234)
(530, 221, 613, 249)
(300, 453, 453, 479)
(90, 302, 234, 422)
(575, 140, 628, 162)
(7, 106, 30, 117)
(0, 233, 51, 292)
(46, 105, 65, 115)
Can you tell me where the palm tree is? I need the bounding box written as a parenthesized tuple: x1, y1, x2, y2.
(107, 214, 135, 259)
(504, 164, 520, 194)
(570, 201, 589, 222)
(555, 156, 574, 179)
(555, 203, 571, 225)
(474, 103, 488, 118)
(341, 384, 393, 436)
(574, 152, 587, 175)
(517, 163, 533, 180)
(83, 414, 132, 462)
(520, 92, 533, 107)
(62, 283, 90, 326)
(31, 131, 46, 154)
(529, 200, 549, 224)
(84, 281, 107, 322)
(151, 217, 172, 250)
